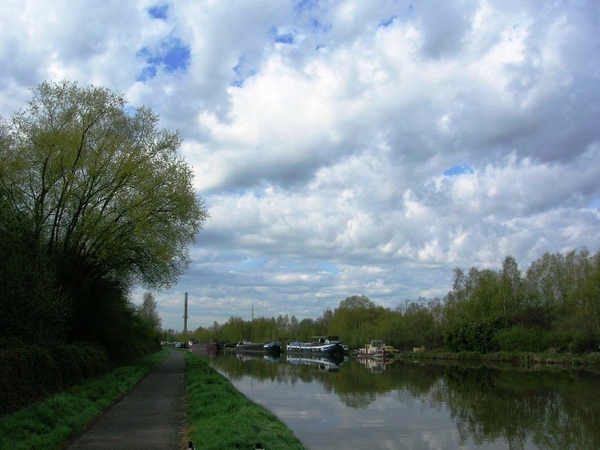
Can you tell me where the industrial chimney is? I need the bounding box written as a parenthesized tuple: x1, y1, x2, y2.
(183, 292, 189, 337)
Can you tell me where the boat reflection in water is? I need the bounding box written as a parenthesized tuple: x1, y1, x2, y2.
(285, 354, 346, 372)
(233, 352, 344, 371)
(203, 351, 600, 449)
(356, 355, 395, 373)
(236, 353, 281, 363)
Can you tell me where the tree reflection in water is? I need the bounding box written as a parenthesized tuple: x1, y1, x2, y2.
(203, 353, 600, 449)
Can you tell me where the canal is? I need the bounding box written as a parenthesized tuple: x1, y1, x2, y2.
(197, 352, 600, 450)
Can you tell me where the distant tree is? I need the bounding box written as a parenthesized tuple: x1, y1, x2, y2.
(289, 315, 299, 339)
(276, 314, 290, 338)
(338, 294, 375, 310)
(139, 291, 161, 330)
(298, 318, 316, 341)
(191, 325, 214, 343)
(402, 300, 437, 348)
(160, 328, 178, 342)
(331, 295, 382, 345)
(315, 308, 334, 335)
(221, 316, 248, 343)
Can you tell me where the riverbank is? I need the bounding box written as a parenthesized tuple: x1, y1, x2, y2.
(0, 349, 306, 450)
(396, 349, 600, 367)
(184, 350, 306, 449)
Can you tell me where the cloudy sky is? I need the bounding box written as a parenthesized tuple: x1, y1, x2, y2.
(1, 0, 599, 331)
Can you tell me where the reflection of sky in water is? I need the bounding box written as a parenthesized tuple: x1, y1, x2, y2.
(222, 372, 525, 450)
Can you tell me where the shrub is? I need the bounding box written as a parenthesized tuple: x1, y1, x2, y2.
(0, 340, 108, 415)
(569, 332, 599, 354)
(493, 326, 547, 352)
(445, 316, 510, 353)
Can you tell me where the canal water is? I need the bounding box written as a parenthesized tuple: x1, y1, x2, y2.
(198, 352, 600, 450)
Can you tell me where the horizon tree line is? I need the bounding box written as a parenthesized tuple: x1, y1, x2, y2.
(179, 247, 600, 354)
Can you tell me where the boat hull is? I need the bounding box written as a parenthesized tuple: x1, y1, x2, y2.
(286, 344, 344, 354)
(237, 341, 281, 354)
(286, 337, 345, 355)
(354, 339, 390, 360)
(189, 342, 218, 356)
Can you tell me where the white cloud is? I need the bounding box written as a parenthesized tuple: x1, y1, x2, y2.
(1, 0, 599, 330)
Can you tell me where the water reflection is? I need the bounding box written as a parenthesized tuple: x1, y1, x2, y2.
(286, 354, 345, 372)
(355, 355, 396, 373)
(203, 353, 600, 449)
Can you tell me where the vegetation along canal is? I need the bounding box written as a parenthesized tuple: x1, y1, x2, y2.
(196, 352, 600, 450)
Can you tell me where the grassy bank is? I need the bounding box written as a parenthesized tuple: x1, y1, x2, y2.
(184, 350, 307, 450)
(1, 348, 307, 450)
(0, 349, 169, 450)
(397, 350, 600, 366)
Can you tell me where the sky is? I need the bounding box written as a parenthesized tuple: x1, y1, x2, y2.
(1, 0, 599, 332)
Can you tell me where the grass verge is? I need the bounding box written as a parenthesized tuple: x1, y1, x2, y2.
(0, 349, 169, 450)
(184, 350, 307, 450)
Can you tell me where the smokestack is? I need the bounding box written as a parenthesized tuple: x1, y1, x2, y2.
(183, 292, 188, 336)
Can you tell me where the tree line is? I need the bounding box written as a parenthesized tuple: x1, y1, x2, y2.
(185, 248, 600, 354)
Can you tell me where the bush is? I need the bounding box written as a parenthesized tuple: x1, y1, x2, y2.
(0, 340, 108, 416)
(445, 317, 510, 353)
(543, 331, 573, 353)
(493, 326, 548, 352)
(569, 332, 599, 354)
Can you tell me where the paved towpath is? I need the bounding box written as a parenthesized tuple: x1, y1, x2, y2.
(64, 350, 186, 450)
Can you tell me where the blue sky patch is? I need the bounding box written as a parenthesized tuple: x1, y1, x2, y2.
(317, 262, 339, 274)
(379, 16, 397, 28)
(231, 56, 256, 87)
(124, 105, 137, 117)
(271, 27, 296, 44)
(294, 0, 318, 12)
(137, 36, 191, 81)
(240, 257, 263, 269)
(311, 18, 332, 34)
(148, 4, 168, 20)
(444, 164, 474, 176)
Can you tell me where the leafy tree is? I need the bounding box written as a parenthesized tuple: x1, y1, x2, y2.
(445, 316, 509, 353)
(500, 255, 522, 317)
(0, 80, 207, 352)
(251, 316, 279, 341)
(339, 294, 375, 310)
(139, 291, 161, 330)
(402, 300, 437, 349)
(0, 193, 69, 342)
(289, 315, 299, 340)
(330, 295, 379, 345)
(220, 316, 249, 343)
(314, 308, 334, 335)
(0, 80, 207, 290)
(380, 309, 409, 349)
(297, 318, 316, 341)
(276, 314, 290, 338)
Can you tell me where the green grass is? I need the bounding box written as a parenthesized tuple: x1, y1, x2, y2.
(184, 351, 307, 450)
(1, 349, 308, 450)
(0, 349, 169, 450)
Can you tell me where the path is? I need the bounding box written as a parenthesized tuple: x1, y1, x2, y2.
(64, 350, 186, 450)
